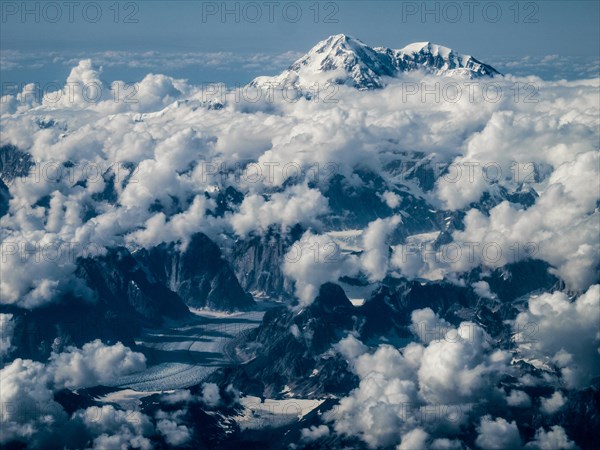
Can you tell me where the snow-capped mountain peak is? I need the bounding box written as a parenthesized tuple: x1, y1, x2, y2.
(396, 40, 498, 77)
(250, 33, 395, 90)
(400, 41, 452, 56)
(250, 34, 500, 91)
(311, 33, 366, 52)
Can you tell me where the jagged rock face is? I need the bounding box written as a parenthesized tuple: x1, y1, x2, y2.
(1, 246, 192, 361)
(0, 144, 35, 217)
(352, 279, 504, 346)
(212, 185, 245, 217)
(0, 144, 35, 186)
(476, 259, 561, 302)
(556, 388, 600, 450)
(135, 232, 255, 311)
(76, 246, 190, 324)
(0, 179, 9, 217)
(319, 159, 536, 237)
(230, 226, 302, 298)
(250, 34, 500, 91)
(391, 41, 500, 77)
(2, 295, 140, 361)
(231, 233, 290, 297)
(213, 279, 509, 397)
(213, 258, 565, 399)
(2, 233, 257, 361)
(209, 283, 359, 398)
(322, 169, 440, 234)
(323, 171, 397, 229)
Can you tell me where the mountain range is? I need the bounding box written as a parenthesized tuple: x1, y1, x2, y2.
(0, 33, 597, 450)
(250, 34, 501, 91)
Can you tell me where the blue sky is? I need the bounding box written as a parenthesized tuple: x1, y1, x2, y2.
(1, 1, 599, 86)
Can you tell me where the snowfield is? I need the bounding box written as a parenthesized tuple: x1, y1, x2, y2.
(234, 396, 325, 430)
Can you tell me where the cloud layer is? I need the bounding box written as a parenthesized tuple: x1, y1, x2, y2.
(1, 59, 598, 308)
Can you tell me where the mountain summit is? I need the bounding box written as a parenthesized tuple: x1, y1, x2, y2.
(251, 34, 500, 90)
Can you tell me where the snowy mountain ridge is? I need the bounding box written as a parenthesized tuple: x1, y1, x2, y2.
(250, 34, 501, 90)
